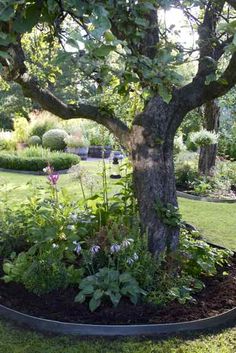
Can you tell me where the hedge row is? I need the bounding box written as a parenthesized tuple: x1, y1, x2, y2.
(0, 153, 80, 171)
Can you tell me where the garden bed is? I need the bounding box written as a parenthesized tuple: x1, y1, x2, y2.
(177, 190, 236, 203)
(0, 255, 236, 326)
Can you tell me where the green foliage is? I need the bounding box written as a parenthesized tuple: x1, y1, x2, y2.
(28, 135, 41, 146)
(13, 117, 29, 143)
(64, 134, 89, 148)
(75, 267, 146, 311)
(147, 230, 232, 306)
(30, 118, 59, 138)
(0, 148, 80, 171)
(218, 124, 236, 160)
(3, 251, 83, 295)
(87, 126, 114, 146)
(42, 129, 68, 151)
(155, 200, 182, 227)
(193, 180, 212, 196)
(179, 230, 232, 277)
(175, 161, 199, 190)
(174, 133, 186, 156)
(0, 130, 16, 151)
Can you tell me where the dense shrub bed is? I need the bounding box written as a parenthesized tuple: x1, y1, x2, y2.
(0, 151, 80, 171)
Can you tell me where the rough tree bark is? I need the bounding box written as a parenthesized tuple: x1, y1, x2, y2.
(199, 100, 220, 176)
(130, 97, 179, 255)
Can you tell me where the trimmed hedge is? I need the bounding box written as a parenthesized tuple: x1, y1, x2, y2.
(0, 152, 80, 171)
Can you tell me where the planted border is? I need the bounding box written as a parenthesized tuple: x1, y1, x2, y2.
(177, 191, 236, 204)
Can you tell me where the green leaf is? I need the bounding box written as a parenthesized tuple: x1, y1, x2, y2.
(119, 272, 132, 283)
(109, 292, 121, 307)
(0, 50, 10, 59)
(158, 84, 172, 103)
(13, 3, 42, 33)
(0, 6, 14, 21)
(93, 289, 104, 300)
(3, 262, 12, 275)
(95, 45, 116, 58)
(74, 292, 85, 303)
(89, 297, 101, 312)
(81, 285, 94, 295)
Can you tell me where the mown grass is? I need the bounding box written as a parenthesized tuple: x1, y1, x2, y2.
(0, 160, 236, 352)
(1, 319, 236, 353)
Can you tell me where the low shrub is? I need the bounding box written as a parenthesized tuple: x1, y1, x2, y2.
(28, 135, 42, 146)
(0, 150, 80, 171)
(42, 129, 68, 151)
(175, 162, 199, 190)
(0, 130, 16, 151)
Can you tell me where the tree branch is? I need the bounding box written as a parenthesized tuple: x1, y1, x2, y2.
(0, 35, 130, 146)
(174, 0, 236, 112)
(15, 73, 130, 146)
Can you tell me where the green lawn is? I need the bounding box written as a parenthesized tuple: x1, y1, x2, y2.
(0, 162, 236, 352)
(1, 319, 236, 353)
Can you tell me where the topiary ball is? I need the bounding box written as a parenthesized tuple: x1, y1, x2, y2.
(42, 129, 68, 151)
(28, 135, 42, 146)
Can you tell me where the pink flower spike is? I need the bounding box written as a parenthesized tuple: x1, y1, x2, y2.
(48, 173, 59, 185)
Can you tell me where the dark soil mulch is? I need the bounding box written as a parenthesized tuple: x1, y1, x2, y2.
(0, 258, 236, 325)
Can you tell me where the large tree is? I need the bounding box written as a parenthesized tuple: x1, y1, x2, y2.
(1, 0, 236, 257)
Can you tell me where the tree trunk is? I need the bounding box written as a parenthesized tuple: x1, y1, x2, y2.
(199, 100, 220, 175)
(130, 97, 180, 257)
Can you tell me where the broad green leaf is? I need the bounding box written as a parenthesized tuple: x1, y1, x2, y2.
(94, 44, 116, 57)
(89, 297, 101, 312)
(74, 292, 85, 303)
(13, 3, 42, 33)
(0, 6, 14, 21)
(0, 50, 10, 59)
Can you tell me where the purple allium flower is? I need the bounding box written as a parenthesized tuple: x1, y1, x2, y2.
(90, 245, 101, 255)
(110, 243, 121, 254)
(48, 173, 59, 185)
(122, 238, 134, 248)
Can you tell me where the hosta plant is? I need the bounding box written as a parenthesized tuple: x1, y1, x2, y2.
(75, 267, 146, 312)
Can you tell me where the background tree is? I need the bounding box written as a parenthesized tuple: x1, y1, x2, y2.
(1, 0, 236, 257)
(199, 100, 220, 175)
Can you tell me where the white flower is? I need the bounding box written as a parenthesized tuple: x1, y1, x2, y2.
(133, 252, 139, 261)
(52, 243, 59, 249)
(67, 224, 75, 231)
(110, 243, 121, 254)
(74, 242, 82, 254)
(121, 238, 134, 248)
(70, 213, 78, 223)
